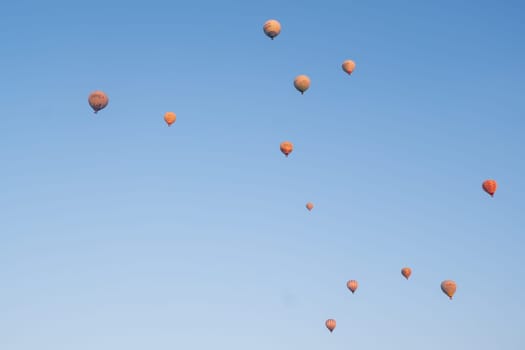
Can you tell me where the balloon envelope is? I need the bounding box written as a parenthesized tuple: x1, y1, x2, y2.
(306, 202, 314, 211)
(482, 179, 497, 197)
(325, 319, 336, 332)
(293, 75, 310, 94)
(342, 60, 356, 75)
(164, 112, 176, 126)
(441, 280, 457, 300)
(88, 90, 109, 113)
(280, 141, 293, 157)
(263, 19, 281, 39)
(347, 280, 358, 293)
(401, 267, 412, 280)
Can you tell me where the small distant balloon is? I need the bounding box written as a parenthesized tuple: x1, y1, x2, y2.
(294, 75, 311, 95)
(88, 90, 109, 114)
(482, 179, 497, 197)
(164, 112, 176, 126)
(263, 19, 281, 40)
(342, 60, 356, 75)
(401, 267, 412, 280)
(306, 202, 314, 211)
(325, 319, 336, 333)
(280, 141, 293, 157)
(346, 280, 358, 294)
(441, 280, 457, 300)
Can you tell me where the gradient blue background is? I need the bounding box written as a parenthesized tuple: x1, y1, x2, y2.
(1, 0, 524, 349)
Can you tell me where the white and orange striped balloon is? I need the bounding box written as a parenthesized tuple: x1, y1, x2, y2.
(325, 319, 336, 333)
(346, 280, 358, 294)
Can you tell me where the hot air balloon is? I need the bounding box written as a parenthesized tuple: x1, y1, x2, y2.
(294, 75, 310, 95)
(88, 90, 109, 114)
(325, 319, 336, 333)
(482, 179, 497, 197)
(263, 19, 281, 40)
(164, 112, 176, 126)
(342, 60, 356, 75)
(401, 267, 412, 280)
(306, 202, 314, 211)
(347, 280, 358, 294)
(280, 141, 293, 157)
(441, 280, 457, 300)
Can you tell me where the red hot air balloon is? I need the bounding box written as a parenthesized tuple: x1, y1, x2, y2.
(482, 179, 497, 197)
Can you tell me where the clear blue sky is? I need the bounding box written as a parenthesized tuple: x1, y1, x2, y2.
(1, 0, 524, 349)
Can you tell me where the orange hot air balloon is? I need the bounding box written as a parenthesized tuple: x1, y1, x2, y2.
(164, 112, 176, 126)
(280, 141, 293, 157)
(306, 202, 314, 211)
(294, 75, 310, 94)
(342, 60, 356, 75)
(325, 319, 336, 333)
(401, 267, 412, 280)
(263, 19, 281, 40)
(346, 280, 358, 294)
(88, 90, 109, 114)
(441, 280, 457, 300)
(482, 179, 497, 197)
